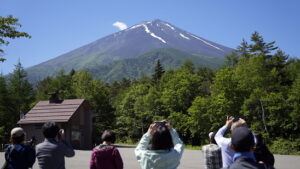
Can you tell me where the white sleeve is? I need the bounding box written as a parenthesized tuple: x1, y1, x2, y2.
(135, 133, 152, 160)
(170, 129, 184, 157)
(215, 125, 231, 147)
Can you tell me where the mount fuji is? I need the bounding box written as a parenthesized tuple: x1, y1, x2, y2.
(26, 19, 233, 83)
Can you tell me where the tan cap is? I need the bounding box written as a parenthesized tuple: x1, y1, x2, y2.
(11, 127, 25, 138)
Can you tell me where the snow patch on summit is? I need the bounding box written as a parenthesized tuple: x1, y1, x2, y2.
(189, 34, 223, 51)
(130, 24, 143, 30)
(164, 23, 175, 30)
(142, 24, 166, 43)
(180, 33, 190, 40)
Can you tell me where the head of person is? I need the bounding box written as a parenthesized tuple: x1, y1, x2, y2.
(101, 130, 116, 144)
(209, 132, 217, 144)
(42, 121, 60, 139)
(151, 125, 174, 150)
(230, 126, 255, 152)
(254, 133, 263, 147)
(10, 127, 26, 144)
(231, 118, 247, 132)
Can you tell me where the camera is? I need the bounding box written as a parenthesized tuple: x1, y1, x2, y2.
(28, 136, 36, 147)
(233, 117, 239, 122)
(155, 121, 166, 127)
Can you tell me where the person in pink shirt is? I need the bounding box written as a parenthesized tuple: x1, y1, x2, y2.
(90, 130, 123, 169)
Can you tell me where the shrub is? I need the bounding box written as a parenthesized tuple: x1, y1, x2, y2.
(269, 138, 300, 155)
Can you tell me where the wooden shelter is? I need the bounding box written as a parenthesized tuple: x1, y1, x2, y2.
(18, 99, 92, 149)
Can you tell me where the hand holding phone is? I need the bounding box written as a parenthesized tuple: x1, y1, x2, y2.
(57, 129, 65, 141)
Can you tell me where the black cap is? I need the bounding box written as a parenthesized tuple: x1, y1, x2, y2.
(231, 127, 254, 152)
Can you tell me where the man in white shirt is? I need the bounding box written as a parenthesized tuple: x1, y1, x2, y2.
(215, 116, 248, 168)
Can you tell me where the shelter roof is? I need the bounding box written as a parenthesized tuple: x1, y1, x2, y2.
(18, 99, 87, 124)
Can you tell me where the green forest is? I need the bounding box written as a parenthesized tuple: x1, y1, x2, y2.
(0, 32, 300, 155)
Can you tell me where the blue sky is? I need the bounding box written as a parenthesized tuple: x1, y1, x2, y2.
(1, 0, 299, 74)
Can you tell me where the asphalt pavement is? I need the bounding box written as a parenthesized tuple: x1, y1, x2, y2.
(0, 147, 299, 169)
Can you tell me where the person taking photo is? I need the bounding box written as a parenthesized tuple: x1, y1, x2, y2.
(135, 121, 184, 169)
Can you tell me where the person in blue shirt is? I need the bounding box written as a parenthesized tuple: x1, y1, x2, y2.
(3, 127, 36, 169)
(135, 121, 184, 169)
(215, 116, 249, 168)
(224, 127, 265, 169)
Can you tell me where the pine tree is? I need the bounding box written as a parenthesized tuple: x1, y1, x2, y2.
(0, 76, 11, 142)
(152, 59, 165, 84)
(8, 61, 34, 116)
(249, 31, 278, 56)
(237, 39, 250, 58)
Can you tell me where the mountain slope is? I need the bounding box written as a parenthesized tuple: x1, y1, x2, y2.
(26, 19, 233, 83)
(87, 48, 224, 82)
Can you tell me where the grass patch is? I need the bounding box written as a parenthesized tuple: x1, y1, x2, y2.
(185, 145, 202, 150)
(115, 142, 202, 151)
(115, 142, 137, 146)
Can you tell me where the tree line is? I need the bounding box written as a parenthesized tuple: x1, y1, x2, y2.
(0, 30, 299, 154)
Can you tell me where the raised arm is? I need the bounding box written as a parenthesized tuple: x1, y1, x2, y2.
(135, 123, 156, 158)
(58, 129, 75, 157)
(170, 129, 184, 157)
(215, 116, 234, 146)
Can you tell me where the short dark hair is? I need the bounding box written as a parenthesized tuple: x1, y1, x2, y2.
(101, 130, 116, 143)
(254, 133, 263, 147)
(11, 134, 25, 144)
(210, 132, 217, 144)
(231, 127, 254, 152)
(42, 121, 60, 138)
(151, 126, 174, 150)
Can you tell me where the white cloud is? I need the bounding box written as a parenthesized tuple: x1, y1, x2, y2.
(113, 21, 128, 30)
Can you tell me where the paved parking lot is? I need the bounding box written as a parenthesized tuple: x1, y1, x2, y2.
(1, 147, 300, 169)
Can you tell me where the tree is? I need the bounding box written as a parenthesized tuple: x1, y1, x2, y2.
(114, 83, 151, 142)
(211, 67, 244, 119)
(188, 96, 212, 144)
(35, 69, 76, 101)
(225, 51, 240, 67)
(90, 79, 115, 144)
(8, 61, 34, 115)
(0, 76, 13, 142)
(160, 69, 202, 114)
(237, 39, 250, 58)
(197, 66, 215, 96)
(179, 60, 195, 73)
(0, 62, 34, 143)
(71, 71, 94, 99)
(249, 31, 278, 56)
(35, 76, 55, 100)
(268, 50, 290, 87)
(109, 78, 131, 103)
(152, 59, 165, 84)
(287, 73, 300, 138)
(71, 71, 114, 143)
(0, 15, 31, 62)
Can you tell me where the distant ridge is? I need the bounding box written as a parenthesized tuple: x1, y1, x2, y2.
(26, 19, 233, 83)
